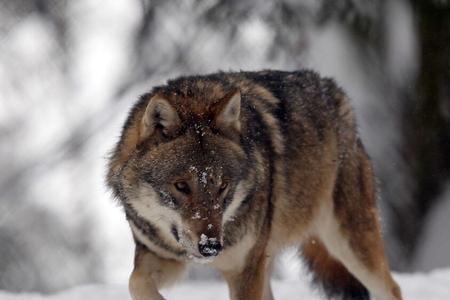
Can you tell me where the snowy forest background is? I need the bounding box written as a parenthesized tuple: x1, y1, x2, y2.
(1, 0, 449, 294)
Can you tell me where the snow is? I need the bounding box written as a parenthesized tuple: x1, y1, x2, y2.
(1, 269, 449, 300)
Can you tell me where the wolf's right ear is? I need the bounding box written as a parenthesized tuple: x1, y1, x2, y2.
(140, 96, 180, 140)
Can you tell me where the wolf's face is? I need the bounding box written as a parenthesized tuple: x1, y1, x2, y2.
(123, 89, 252, 260)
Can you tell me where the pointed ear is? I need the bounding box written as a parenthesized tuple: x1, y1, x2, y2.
(140, 96, 180, 139)
(215, 91, 241, 132)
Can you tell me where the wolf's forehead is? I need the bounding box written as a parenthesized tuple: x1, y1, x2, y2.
(187, 165, 224, 181)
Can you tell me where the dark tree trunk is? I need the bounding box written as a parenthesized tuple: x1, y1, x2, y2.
(399, 0, 450, 262)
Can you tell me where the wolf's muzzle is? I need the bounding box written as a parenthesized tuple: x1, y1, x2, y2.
(198, 239, 223, 257)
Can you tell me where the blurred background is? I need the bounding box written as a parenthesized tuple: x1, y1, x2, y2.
(1, 0, 449, 294)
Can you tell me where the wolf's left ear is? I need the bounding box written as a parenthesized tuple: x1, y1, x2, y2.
(215, 91, 241, 132)
(140, 95, 180, 140)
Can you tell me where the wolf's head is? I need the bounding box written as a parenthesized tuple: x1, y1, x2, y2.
(108, 81, 256, 260)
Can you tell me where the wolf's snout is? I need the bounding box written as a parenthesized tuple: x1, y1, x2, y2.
(198, 234, 222, 257)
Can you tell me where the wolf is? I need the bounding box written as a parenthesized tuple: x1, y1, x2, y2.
(106, 70, 403, 300)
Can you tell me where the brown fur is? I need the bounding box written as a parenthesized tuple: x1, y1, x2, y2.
(302, 237, 370, 299)
(106, 70, 402, 300)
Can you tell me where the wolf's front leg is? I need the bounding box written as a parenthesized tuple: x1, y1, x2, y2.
(222, 249, 273, 300)
(129, 243, 186, 300)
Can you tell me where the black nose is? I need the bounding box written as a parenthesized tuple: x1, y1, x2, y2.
(198, 237, 223, 257)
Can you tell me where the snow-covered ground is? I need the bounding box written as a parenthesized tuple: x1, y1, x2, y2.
(1, 269, 449, 300)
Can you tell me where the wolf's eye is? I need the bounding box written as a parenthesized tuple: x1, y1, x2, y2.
(175, 181, 191, 195)
(219, 182, 228, 193)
